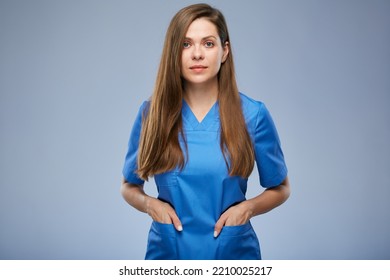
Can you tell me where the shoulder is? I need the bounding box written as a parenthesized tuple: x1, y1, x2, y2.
(130, 100, 151, 129)
(140, 100, 151, 112)
(134, 100, 151, 120)
(240, 92, 266, 111)
(239, 92, 266, 122)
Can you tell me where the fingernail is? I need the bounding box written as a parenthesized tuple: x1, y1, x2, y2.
(214, 231, 218, 238)
(177, 225, 183, 231)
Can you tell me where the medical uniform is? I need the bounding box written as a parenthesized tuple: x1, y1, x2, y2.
(122, 93, 287, 260)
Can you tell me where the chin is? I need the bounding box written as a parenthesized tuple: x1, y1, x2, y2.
(185, 76, 216, 85)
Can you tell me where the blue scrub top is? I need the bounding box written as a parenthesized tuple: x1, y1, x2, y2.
(122, 93, 288, 260)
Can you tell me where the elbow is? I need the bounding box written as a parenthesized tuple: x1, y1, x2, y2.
(273, 176, 290, 204)
(120, 178, 143, 201)
(120, 177, 128, 198)
(281, 177, 291, 202)
(283, 185, 291, 202)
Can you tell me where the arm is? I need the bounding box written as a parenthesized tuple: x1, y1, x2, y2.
(214, 176, 290, 237)
(121, 178, 183, 231)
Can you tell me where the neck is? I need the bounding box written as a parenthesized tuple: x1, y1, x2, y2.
(182, 78, 219, 123)
(183, 78, 218, 108)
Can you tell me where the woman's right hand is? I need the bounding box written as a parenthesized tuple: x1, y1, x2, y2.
(120, 179, 183, 232)
(145, 197, 183, 232)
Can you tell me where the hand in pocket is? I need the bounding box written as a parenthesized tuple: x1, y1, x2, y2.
(146, 197, 183, 231)
(214, 201, 252, 237)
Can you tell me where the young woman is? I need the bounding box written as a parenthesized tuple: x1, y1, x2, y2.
(121, 3, 290, 260)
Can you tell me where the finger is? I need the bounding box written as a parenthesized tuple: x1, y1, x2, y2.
(168, 210, 183, 231)
(214, 214, 228, 238)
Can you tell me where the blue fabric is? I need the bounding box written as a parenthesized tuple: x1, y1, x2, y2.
(122, 93, 287, 260)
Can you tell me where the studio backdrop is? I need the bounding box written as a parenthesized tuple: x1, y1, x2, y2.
(1, 0, 389, 259)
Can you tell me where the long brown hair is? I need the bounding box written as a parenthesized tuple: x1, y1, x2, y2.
(137, 3, 254, 180)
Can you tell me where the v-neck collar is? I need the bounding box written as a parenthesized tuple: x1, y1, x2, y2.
(182, 99, 219, 131)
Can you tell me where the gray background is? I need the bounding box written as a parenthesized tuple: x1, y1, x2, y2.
(1, 0, 389, 260)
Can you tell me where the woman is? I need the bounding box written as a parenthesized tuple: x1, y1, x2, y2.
(121, 3, 290, 260)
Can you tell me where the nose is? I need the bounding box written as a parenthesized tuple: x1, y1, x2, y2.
(192, 44, 204, 60)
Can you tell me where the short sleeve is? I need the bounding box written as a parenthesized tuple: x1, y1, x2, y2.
(254, 103, 288, 188)
(122, 101, 149, 185)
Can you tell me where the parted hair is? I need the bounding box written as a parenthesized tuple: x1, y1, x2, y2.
(137, 3, 255, 180)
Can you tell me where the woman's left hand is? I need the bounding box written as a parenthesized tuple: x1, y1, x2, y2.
(213, 201, 253, 237)
(213, 179, 290, 238)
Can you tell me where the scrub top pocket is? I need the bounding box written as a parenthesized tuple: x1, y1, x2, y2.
(216, 222, 261, 260)
(145, 221, 178, 260)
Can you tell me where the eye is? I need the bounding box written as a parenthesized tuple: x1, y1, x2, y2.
(204, 41, 214, 48)
(183, 41, 191, 49)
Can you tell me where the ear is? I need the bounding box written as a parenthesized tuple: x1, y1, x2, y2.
(221, 41, 229, 63)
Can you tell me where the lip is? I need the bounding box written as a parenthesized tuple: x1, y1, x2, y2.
(189, 65, 208, 69)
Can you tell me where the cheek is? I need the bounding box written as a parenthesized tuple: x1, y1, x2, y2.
(210, 54, 223, 68)
(181, 53, 190, 68)
(180, 56, 187, 70)
(180, 57, 190, 77)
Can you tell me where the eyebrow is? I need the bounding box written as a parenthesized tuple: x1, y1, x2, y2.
(184, 35, 218, 41)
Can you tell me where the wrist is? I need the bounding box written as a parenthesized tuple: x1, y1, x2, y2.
(242, 200, 255, 219)
(144, 196, 152, 216)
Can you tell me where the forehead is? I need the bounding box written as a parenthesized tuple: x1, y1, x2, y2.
(185, 18, 219, 39)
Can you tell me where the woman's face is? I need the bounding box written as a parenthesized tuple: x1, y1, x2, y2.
(181, 18, 229, 87)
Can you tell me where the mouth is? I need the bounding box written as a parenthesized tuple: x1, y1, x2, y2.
(189, 65, 208, 70)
